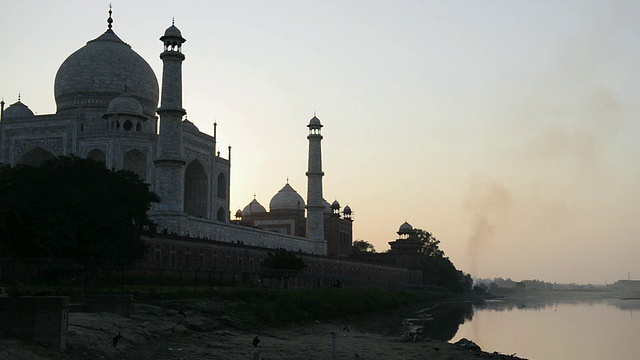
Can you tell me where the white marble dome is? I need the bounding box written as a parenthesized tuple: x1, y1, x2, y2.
(54, 29, 159, 117)
(3, 101, 34, 119)
(105, 93, 144, 116)
(270, 183, 305, 211)
(242, 199, 266, 216)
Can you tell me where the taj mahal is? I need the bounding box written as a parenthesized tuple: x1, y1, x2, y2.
(0, 9, 358, 258)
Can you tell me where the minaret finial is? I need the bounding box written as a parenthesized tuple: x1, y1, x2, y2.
(253, 193, 256, 200)
(107, 4, 113, 30)
(286, 177, 289, 184)
(172, 17, 175, 26)
(314, 111, 316, 117)
(18, 92, 21, 102)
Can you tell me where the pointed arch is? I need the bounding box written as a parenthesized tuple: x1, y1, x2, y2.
(17, 147, 56, 167)
(216, 207, 226, 222)
(217, 172, 227, 199)
(184, 160, 208, 218)
(86, 148, 106, 163)
(122, 149, 147, 180)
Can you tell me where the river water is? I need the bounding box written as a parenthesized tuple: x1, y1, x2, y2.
(416, 295, 640, 359)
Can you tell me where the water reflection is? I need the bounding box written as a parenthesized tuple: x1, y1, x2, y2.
(412, 296, 640, 360)
(405, 302, 475, 341)
(409, 297, 640, 343)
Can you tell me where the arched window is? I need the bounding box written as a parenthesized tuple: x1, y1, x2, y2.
(136, 122, 142, 132)
(86, 149, 106, 163)
(216, 207, 226, 222)
(122, 149, 147, 180)
(17, 147, 56, 167)
(123, 120, 133, 131)
(217, 173, 227, 199)
(184, 160, 208, 218)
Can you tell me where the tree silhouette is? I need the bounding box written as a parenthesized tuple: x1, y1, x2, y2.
(0, 155, 159, 264)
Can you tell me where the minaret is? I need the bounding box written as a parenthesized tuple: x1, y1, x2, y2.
(306, 115, 325, 244)
(154, 20, 187, 222)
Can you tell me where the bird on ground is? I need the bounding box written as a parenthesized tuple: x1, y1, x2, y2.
(113, 332, 123, 347)
(253, 336, 260, 347)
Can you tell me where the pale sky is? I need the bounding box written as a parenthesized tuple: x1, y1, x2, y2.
(2, 1, 639, 285)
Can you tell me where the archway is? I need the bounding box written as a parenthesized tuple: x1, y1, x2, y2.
(122, 149, 147, 180)
(86, 148, 106, 163)
(216, 207, 226, 222)
(17, 147, 56, 167)
(217, 173, 227, 199)
(184, 160, 208, 218)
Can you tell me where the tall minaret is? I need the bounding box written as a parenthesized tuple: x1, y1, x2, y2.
(154, 20, 187, 223)
(306, 115, 325, 244)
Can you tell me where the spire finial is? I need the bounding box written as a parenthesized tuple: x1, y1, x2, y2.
(253, 193, 256, 200)
(286, 177, 289, 184)
(107, 4, 113, 30)
(314, 111, 316, 117)
(172, 17, 175, 26)
(18, 92, 21, 102)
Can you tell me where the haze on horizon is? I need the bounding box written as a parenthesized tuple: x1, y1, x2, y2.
(1, 1, 639, 285)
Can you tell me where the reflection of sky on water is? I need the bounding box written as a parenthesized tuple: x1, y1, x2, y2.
(438, 297, 640, 360)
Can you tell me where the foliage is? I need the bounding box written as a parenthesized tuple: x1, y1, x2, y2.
(352, 239, 376, 253)
(211, 288, 451, 326)
(0, 155, 160, 263)
(413, 228, 473, 294)
(261, 249, 306, 271)
(413, 228, 444, 257)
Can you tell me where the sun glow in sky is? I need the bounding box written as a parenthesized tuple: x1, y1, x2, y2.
(2, 1, 639, 284)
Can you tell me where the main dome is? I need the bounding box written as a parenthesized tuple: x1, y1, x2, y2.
(54, 29, 159, 117)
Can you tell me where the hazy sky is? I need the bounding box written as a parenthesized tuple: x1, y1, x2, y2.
(2, 1, 639, 284)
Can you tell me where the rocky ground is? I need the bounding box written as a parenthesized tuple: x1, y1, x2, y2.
(0, 298, 525, 359)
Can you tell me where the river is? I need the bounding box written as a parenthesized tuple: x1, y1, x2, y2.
(415, 294, 640, 359)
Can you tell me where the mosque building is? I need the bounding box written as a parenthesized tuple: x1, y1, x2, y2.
(0, 8, 352, 256)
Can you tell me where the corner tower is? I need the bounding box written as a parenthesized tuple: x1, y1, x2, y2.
(153, 20, 187, 231)
(306, 115, 325, 244)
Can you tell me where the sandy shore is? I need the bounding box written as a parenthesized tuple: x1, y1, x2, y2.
(0, 299, 524, 359)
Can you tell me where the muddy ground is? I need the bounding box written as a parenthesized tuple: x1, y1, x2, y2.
(0, 298, 524, 359)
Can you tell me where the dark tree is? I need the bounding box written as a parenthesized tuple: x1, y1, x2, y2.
(413, 229, 444, 257)
(413, 228, 473, 294)
(0, 155, 160, 263)
(260, 249, 306, 289)
(352, 239, 376, 253)
(261, 249, 306, 271)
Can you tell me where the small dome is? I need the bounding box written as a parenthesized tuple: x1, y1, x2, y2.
(105, 93, 143, 116)
(164, 25, 183, 38)
(308, 115, 322, 128)
(331, 200, 340, 209)
(343, 205, 352, 215)
(242, 199, 266, 216)
(235, 209, 243, 218)
(398, 221, 414, 235)
(182, 118, 199, 132)
(270, 183, 305, 211)
(3, 101, 35, 119)
(323, 199, 332, 214)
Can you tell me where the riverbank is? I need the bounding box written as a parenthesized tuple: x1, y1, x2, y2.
(0, 294, 525, 359)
